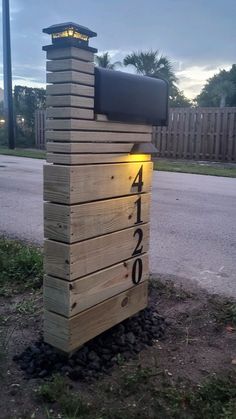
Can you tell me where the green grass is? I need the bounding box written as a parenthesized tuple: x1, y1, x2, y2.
(39, 370, 236, 419)
(39, 375, 90, 418)
(186, 375, 236, 419)
(154, 159, 236, 178)
(151, 375, 236, 419)
(209, 296, 236, 327)
(110, 368, 236, 419)
(38, 374, 69, 403)
(119, 366, 156, 395)
(0, 237, 43, 296)
(0, 146, 46, 159)
(14, 297, 39, 315)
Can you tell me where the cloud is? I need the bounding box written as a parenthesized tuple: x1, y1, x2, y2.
(177, 64, 232, 99)
(97, 49, 122, 59)
(12, 78, 45, 88)
(0, 77, 45, 89)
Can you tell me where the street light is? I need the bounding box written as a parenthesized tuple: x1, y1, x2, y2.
(2, 0, 15, 149)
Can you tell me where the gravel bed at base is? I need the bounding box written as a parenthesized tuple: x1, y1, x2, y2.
(13, 307, 166, 381)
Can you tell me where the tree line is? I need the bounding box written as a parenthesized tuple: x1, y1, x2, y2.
(0, 86, 46, 147)
(196, 65, 236, 107)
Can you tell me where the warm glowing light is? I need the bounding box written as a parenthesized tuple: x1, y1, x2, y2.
(73, 31, 88, 41)
(0, 119, 5, 124)
(52, 29, 89, 41)
(52, 30, 69, 39)
(129, 154, 150, 162)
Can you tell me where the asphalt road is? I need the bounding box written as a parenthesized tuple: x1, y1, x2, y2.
(0, 155, 43, 244)
(0, 155, 236, 298)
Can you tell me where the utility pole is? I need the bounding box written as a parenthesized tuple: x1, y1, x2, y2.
(2, 0, 15, 149)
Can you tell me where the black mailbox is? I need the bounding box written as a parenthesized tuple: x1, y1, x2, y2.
(95, 68, 168, 126)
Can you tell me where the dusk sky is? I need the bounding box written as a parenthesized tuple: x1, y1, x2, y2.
(0, 0, 235, 98)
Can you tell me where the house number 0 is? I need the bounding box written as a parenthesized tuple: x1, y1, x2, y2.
(131, 165, 144, 285)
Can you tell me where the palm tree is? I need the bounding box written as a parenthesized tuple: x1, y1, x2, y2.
(124, 50, 191, 107)
(123, 50, 177, 85)
(95, 52, 121, 70)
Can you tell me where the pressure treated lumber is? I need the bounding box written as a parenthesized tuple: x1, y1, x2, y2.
(46, 95, 94, 109)
(46, 47, 94, 62)
(46, 83, 94, 97)
(43, 38, 153, 354)
(44, 193, 151, 243)
(44, 281, 148, 352)
(44, 223, 149, 281)
(44, 253, 149, 317)
(46, 142, 134, 154)
(47, 58, 94, 74)
(45, 130, 151, 143)
(46, 107, 94, 120)
(46, 118, 152, 133)
(44, 162, 153, 204)
(47, 71, 94, 86)
(46, 152, 151, 165)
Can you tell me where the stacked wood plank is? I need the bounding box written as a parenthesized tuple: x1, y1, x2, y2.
(44, 45, 153, 352)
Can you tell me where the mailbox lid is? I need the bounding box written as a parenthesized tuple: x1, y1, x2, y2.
(95, 67, 168, 126)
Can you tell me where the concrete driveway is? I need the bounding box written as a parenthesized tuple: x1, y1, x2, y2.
(0, 154, 236, 298)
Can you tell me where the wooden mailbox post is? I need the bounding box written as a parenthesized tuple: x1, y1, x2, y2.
(43, 22, 157, 353)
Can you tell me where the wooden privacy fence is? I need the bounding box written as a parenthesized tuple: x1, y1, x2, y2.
(36, 107, 236, 161)
(35, 109, 46, 149)
(153, 107, 236, 161)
